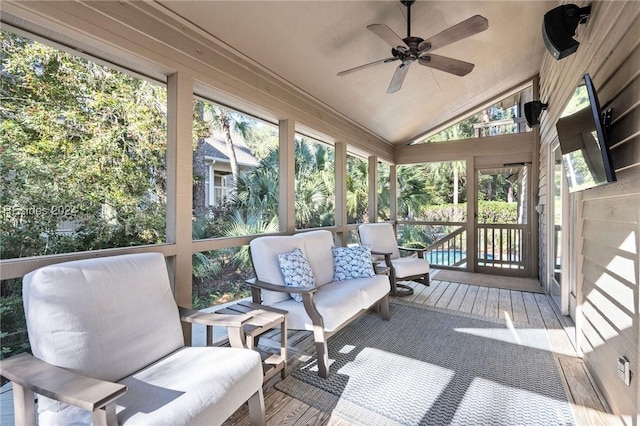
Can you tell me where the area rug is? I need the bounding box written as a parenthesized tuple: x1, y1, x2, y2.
(276, 302, 574, 425)
(434, 270, 544, 293)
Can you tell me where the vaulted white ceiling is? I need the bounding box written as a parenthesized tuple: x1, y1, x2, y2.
(159, 1, 556, 145)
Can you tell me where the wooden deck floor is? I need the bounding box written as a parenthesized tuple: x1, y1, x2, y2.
(226, 273, 624, 426)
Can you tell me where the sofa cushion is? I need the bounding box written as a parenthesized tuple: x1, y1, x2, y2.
(272, 281, 364, 332)
(335, 274, 390, 307)
(250, 235, 306, 305)
(299, 230, 336, 286)
(332, 245, 375, 281)
(278, 248, 315, 302)
(23, 253, 184, 384)
(38, 347, 263, 426)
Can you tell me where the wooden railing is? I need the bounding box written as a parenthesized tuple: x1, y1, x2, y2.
(424, 227, 467, 267)
(473, 117, 527, 137)
(476, 224, 526, 270)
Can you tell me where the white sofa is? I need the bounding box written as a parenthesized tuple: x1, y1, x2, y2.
(0, 253, 265, 426)
(249, 230, 390, 378)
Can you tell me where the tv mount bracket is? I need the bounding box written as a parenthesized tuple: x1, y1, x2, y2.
(602, 108, 613, 133)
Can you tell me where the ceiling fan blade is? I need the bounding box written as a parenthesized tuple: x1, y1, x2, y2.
(337, 57, 399, 76)
(367, 24, 408, 49)
(387, 61, 412, 93)
(418, 15, 488, 51)
(418, 54, 474, 76)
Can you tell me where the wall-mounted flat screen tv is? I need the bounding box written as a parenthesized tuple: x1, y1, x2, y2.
(556, 73, 616, 192)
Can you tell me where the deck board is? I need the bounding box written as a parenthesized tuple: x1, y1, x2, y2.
(435, 282, 459, 309)
(510, 290, 528, 324)
(458, 284, 478, 313)
(471, 285, 489, 316)
(498, 288, 512, 321)
(447, 283, 469, 311)
(522, 291, 546, 328)
(425, 280, 450, 306)
(484, 287, 501, 318)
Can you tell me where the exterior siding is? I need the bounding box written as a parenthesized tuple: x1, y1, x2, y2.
(538, 2, 640, 424)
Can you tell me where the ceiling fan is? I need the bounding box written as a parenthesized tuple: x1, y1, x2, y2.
(337, 0, 489, 93)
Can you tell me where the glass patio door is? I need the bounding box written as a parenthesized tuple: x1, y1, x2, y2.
(550, 143, 578, 317)
(475, 165, 531, 276)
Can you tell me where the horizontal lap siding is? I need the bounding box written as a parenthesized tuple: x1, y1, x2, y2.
(538, 145, 548, 290)
(582, 34, 640, 426)
(538, 2, 640, 423)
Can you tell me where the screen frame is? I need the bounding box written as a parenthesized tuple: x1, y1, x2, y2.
(556, 73, 616, 192)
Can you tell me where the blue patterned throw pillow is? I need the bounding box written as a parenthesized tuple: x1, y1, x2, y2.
(278, 248, 315, 302)
(332, 245, 375, 282)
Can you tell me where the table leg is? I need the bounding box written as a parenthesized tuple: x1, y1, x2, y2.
(280, 317, 287, 378)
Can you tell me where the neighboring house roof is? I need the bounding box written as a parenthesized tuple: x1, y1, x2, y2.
(202, 131, 259, 168)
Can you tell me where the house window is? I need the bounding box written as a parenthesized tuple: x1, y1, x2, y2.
(0, 29, 168, 260)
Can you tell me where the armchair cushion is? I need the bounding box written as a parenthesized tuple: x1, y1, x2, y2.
(332, 245, 375, 281)
(21, 252, 266, 426)
(358, 222, 401, 259)
(389, 256, 430, 279)
(39, 347, 263, 426)
(278, 248, 315, 302)
(23, 253, 184, 384)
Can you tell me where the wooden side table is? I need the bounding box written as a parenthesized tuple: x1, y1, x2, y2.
(214, 301, 287, 382)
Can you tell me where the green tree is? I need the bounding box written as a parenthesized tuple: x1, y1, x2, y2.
(1, 30, 167, 259)
(397, 164, 432, 220)
(294, 138, 335, 229)
(346, 155, 368, 223)
(425, 161, 467, 205)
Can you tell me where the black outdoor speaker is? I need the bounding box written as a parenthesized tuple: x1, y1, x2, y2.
(542, 4, 591, 60)
(524, 101, 548, 128)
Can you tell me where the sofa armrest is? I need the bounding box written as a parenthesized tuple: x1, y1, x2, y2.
(398, 246, 427, 258)
(370, 250, 393, 267)
(0, 353, 127, 412)
(246, 278, 319, 294)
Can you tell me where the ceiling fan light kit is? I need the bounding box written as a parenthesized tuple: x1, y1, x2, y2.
(337, 0, 488, 93)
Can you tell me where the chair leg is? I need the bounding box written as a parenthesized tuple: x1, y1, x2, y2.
(425, 272, 430, 286)
(379, 295, 390, 320)
(312, 325, 330, 378)
(247, 389, 265, 426)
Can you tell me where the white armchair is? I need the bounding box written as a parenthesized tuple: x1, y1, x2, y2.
(359, 222, 430, 297)
(0, 253, 265, 426)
